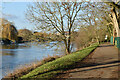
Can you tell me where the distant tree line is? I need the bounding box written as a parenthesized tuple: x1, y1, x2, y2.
(0, 18, 18, 44)
(0, 18, 64, 44)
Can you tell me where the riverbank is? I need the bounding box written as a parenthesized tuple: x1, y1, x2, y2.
(2, 42, 64, 79)
(18, 43, 99, 79)
(2, 43, 98, 79)
(3, 55, 62, 79)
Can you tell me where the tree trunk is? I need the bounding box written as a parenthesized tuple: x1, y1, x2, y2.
(67, 36, 71, 54)
(63, 39, 70, 55)
(111, 7, 120, 45)
(96, 36, 100, 44)
(113, 28, 115, 45)
(111, 7, 120, 37)
(66, 47, 70, 54)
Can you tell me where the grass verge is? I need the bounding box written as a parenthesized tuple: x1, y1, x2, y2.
(20, 43, 99, 79)
(3, 55, 61, 79)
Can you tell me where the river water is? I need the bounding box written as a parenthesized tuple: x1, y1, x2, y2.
(0, 42, 67, 78)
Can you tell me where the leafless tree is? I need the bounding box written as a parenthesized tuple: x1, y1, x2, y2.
(78, 2, 111, 43)
(26, 2, 83, 54)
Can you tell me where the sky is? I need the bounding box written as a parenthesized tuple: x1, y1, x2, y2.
(1, 0, 113, 32)
(2, 2, 35, 31)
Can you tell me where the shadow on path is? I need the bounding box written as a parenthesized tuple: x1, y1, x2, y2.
(57, 43, 119, 78)
(63, 60, 120, 74)
(73, 60, 120, 68)
(98, 45, 114, 47)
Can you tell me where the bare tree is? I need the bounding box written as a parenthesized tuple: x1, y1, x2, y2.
(26, 2, 83, 54)
(78, 2, 111, 43)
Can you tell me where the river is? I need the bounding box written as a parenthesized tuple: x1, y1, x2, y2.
(0, 42, 68, 79)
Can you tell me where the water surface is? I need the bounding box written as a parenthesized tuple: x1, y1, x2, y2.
(0, 42, 65, 78)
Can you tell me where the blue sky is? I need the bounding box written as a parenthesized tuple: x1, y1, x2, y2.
(2, 2, 35, 31)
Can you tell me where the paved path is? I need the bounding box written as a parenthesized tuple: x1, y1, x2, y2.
(57, 43, 120, 78)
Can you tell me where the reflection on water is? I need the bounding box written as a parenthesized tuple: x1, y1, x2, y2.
(2, 45, 19, 49)
(1, 42, 65, 78)
(1, 44, 31, 56)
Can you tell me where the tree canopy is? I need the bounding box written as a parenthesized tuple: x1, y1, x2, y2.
(0, 18, 18, 42)
(26, 2, 85, 54)
(18, 29, 33, 41)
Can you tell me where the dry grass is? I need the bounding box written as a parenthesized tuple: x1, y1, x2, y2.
(3, 55, 61, 79)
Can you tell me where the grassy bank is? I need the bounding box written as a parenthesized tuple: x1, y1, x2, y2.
(20, 43, 99, 79)
(4, 55, 61, 79)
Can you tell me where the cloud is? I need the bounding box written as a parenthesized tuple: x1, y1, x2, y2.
(2, 13, 27, 23)
(2, 13, 18, 20)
